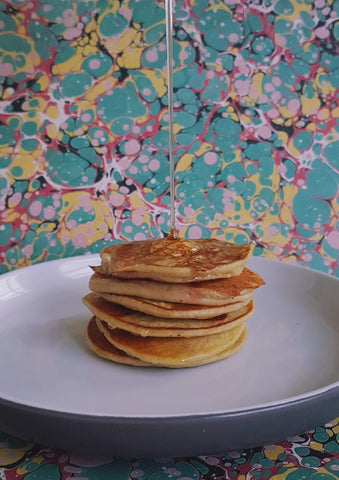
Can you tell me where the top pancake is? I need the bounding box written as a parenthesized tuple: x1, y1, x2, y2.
(98, 237, 251, 283)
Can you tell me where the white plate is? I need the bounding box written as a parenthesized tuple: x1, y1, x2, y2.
(0, 255, 338, 456)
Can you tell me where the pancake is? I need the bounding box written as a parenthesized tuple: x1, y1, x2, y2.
(85, 316, 152, 367)
(98, 237, 251, 282)
(87, 316, 248, 368)
(83, 236, 264, 368)
(187, 327, 247, 367)
(82, 293, 254, 337)
(100, 292, 247, 319)
(89, 267, 264, 306)
(97, 318, 246, 367)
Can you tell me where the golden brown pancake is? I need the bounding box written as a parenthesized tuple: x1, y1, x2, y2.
(96, 319, 246, 367)
(83, 293, 253, 337)
(89, 267, 264, 306)
(83, 236, 264, 368)
(87, 316, 247, 368)
(85, 316, 152, 367)
(98, 237, 251, 282)
(99, 292, 247, 319)
(188, 327, 247, 367)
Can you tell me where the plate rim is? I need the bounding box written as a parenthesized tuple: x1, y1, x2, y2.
(0, 386, 338, 456)
(0, 383, 338, 421)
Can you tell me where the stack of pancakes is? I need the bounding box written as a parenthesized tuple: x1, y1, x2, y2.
(83, 236, 264, 368)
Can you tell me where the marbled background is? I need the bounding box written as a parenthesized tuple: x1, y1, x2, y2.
(0, 0, 338, 275)
(0, 1, 338, 478)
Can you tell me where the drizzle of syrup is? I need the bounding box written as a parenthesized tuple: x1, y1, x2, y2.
(165, 0, 177, 236)
(162, 5, 198, 257)
(167, 226, 178, 240)
(150, 2, 205, 263)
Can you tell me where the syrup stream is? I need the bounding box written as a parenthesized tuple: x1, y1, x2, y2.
(165, 0, 177, 239)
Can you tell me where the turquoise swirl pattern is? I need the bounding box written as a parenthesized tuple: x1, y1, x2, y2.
(0, 0, 338, 276)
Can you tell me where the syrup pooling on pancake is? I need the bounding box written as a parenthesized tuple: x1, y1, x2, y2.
(99, 236, 252, 283)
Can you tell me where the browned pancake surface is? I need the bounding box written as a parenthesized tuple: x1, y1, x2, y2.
(89, 267, 264, 305)
(97, 319, 245, 367)
(83, 293, 254, 337)
(99, 292, 247, 319)
(99, 237, 251, 282)
(88, 316, 248, 368)
(85, 316, 152, 366)
(187, 328, 247, 367)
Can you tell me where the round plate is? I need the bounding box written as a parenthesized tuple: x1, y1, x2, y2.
(0, 255, 338, 456)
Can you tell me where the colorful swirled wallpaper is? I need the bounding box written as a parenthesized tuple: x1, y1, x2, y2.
(0, 0, 338, 275)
